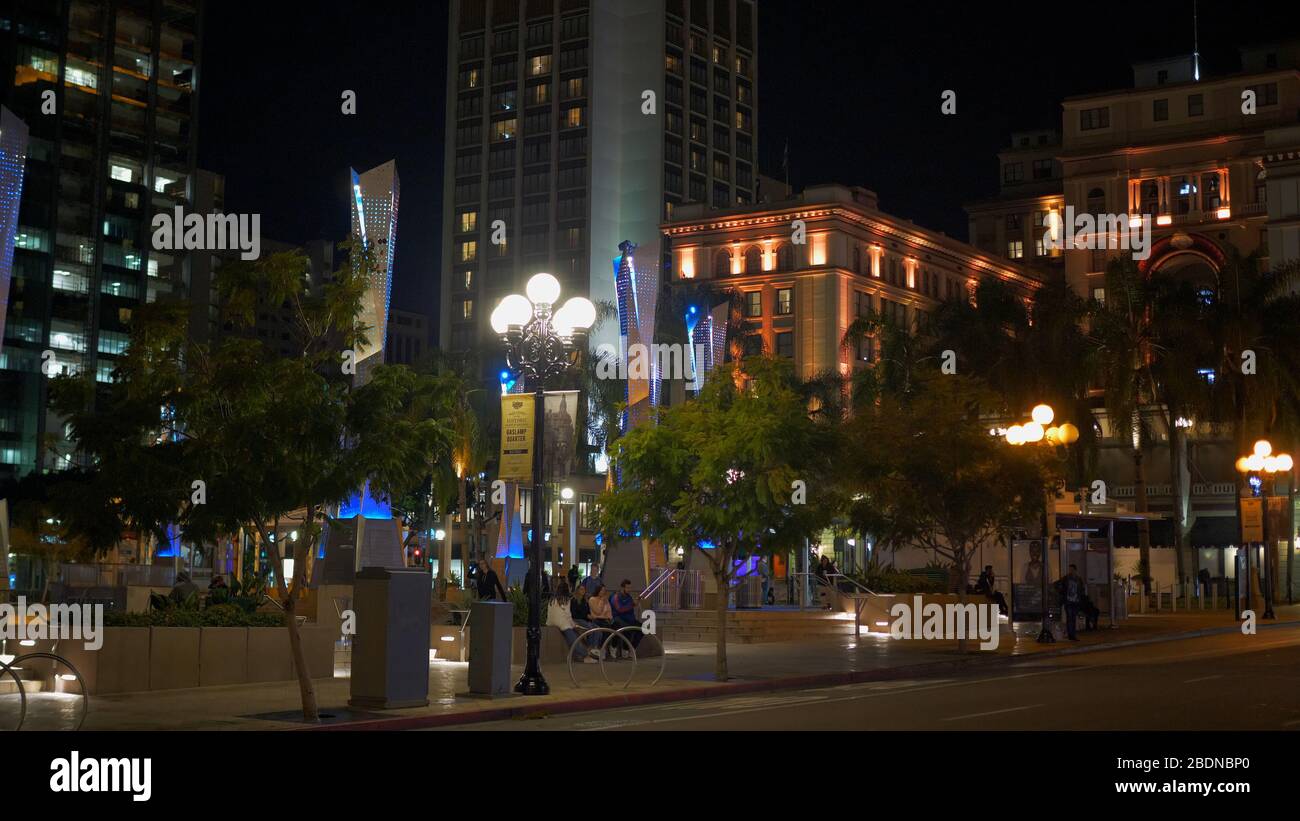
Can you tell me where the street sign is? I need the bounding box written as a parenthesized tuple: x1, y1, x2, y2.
(1240, 497, 1263, 543)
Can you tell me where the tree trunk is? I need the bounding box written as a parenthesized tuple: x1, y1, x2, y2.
(283, 555, 319, 723)
(1288, 460, 1296, 605)
(1133, 442, 1151, 594)
(956, 552, 970, 654)
(259, 517, 319, 722)
(714, 568, 729, 681)
(1168, 421, 1187, 592)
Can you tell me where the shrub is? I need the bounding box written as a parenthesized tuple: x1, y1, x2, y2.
(104, 608, 284, 628)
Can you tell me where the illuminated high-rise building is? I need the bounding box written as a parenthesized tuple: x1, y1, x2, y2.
(0, 107, 29, 369)
(0, 1, 203, 480)
(439, 0, 759, 380)
(349, 160, 400, 384)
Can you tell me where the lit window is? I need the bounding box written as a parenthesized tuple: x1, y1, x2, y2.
(461, 300, 474, 319)
(110, 165, 133, 183)
(776, 288, 792, 315)
(1007, 240, 1024, 259)
(154, 175, 175, 193)
(529, 55, 552, 76)
(458, 240, 477, 262)
(459, 211, 477, 233)
(491, 118, 517, 142)
(563, 106, 584, 128)
(745, 291, 761, 317)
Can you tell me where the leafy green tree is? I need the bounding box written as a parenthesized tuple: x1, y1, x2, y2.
(839, 373, 1051, 647)
(50, 246, 455, 721)
(598, 356, 838, 680)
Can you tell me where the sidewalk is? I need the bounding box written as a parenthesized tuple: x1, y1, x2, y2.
(74, 605, 1300, 731)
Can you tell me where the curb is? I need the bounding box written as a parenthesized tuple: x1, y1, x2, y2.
(297, 619, 1300, 731)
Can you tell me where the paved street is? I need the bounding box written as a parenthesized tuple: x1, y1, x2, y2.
(435, 625, 1300, 731)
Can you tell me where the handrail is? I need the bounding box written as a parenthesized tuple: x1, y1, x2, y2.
(641, 567, 677, 599)
(827, 573, 875, 597)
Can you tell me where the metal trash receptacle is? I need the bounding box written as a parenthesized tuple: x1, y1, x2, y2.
(348, 567, 431, 709)
(467, 600, 513, 696)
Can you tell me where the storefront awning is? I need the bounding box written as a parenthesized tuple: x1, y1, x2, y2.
(1188, 515, 1239, 549)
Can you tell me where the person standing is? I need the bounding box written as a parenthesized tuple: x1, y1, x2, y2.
(475, 559, 507, 601)
(756, 556, 772, 606)
(1057, 564, 1083, 641)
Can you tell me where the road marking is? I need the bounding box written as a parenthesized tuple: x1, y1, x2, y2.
(1183, 674, 1223, 683)
(1282, 718, 1300, 727)
(942, 704, 1041, 722)
(579, 665, 1091, 730)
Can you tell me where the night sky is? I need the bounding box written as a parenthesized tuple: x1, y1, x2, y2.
(198, 0, 1299, 343)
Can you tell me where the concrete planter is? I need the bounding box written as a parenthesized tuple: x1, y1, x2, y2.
(149, 627, 201, 690)
(246, 626, 292, 683)
(199, 627, 248, 686)
(60, 625, 337, 694)
(58, 627, 150, 695)
(294, 625, 336, 679)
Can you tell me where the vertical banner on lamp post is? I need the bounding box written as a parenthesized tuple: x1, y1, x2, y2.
(1241, 497, 1264, 543)
(542, 390, 580, 481)
(499, 394, 535, 482)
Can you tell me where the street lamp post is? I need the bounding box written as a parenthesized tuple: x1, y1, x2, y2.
(1235, 440, 1293, 621)
(492, 273, 595, 696)
(1005, 404, 1079, 644)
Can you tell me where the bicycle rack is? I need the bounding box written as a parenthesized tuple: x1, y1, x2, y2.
(2, 652, 88, 732)
(565, 625, 666, 690)
(0, 657, 27, 732)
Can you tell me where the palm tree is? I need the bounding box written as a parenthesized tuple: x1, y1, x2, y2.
(1091, 254, 1163, 593)
(1201, 253, 1300, 600)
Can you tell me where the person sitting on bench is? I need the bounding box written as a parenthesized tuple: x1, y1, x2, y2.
(976, 565, 1008, 616)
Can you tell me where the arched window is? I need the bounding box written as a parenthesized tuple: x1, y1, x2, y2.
(777, 244, 794, 272)
(714, 248, 732, 277)
(1087, 187, 1106, 213)
(744, 245, 763, 274)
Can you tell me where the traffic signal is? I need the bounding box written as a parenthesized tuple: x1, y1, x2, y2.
(412, 548, 423, 567)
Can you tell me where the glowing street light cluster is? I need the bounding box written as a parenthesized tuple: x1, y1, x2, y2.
(1234, 439, 1294, 475)
(1004, 404, 1079, 447)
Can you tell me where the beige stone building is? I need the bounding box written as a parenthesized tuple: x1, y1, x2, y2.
(664, 183, 1037, 390)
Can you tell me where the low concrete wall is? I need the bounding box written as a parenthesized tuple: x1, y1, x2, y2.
(150, 627, 200, 690)
(199, 626, 248, 686)
(54, 625, 336, 695)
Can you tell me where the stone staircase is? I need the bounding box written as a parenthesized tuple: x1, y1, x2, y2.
(655, 608, 858, 644)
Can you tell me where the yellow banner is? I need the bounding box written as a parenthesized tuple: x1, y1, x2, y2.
(499, 394, 535, 482)
(1241, 497, 1264, 543)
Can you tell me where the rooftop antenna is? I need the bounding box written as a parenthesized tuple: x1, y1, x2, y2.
(1192, 0, 1201, 81)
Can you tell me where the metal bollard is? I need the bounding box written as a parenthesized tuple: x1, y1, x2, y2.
(1171, 583, 1176, 613)
(1212, 584, 1217, 610)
